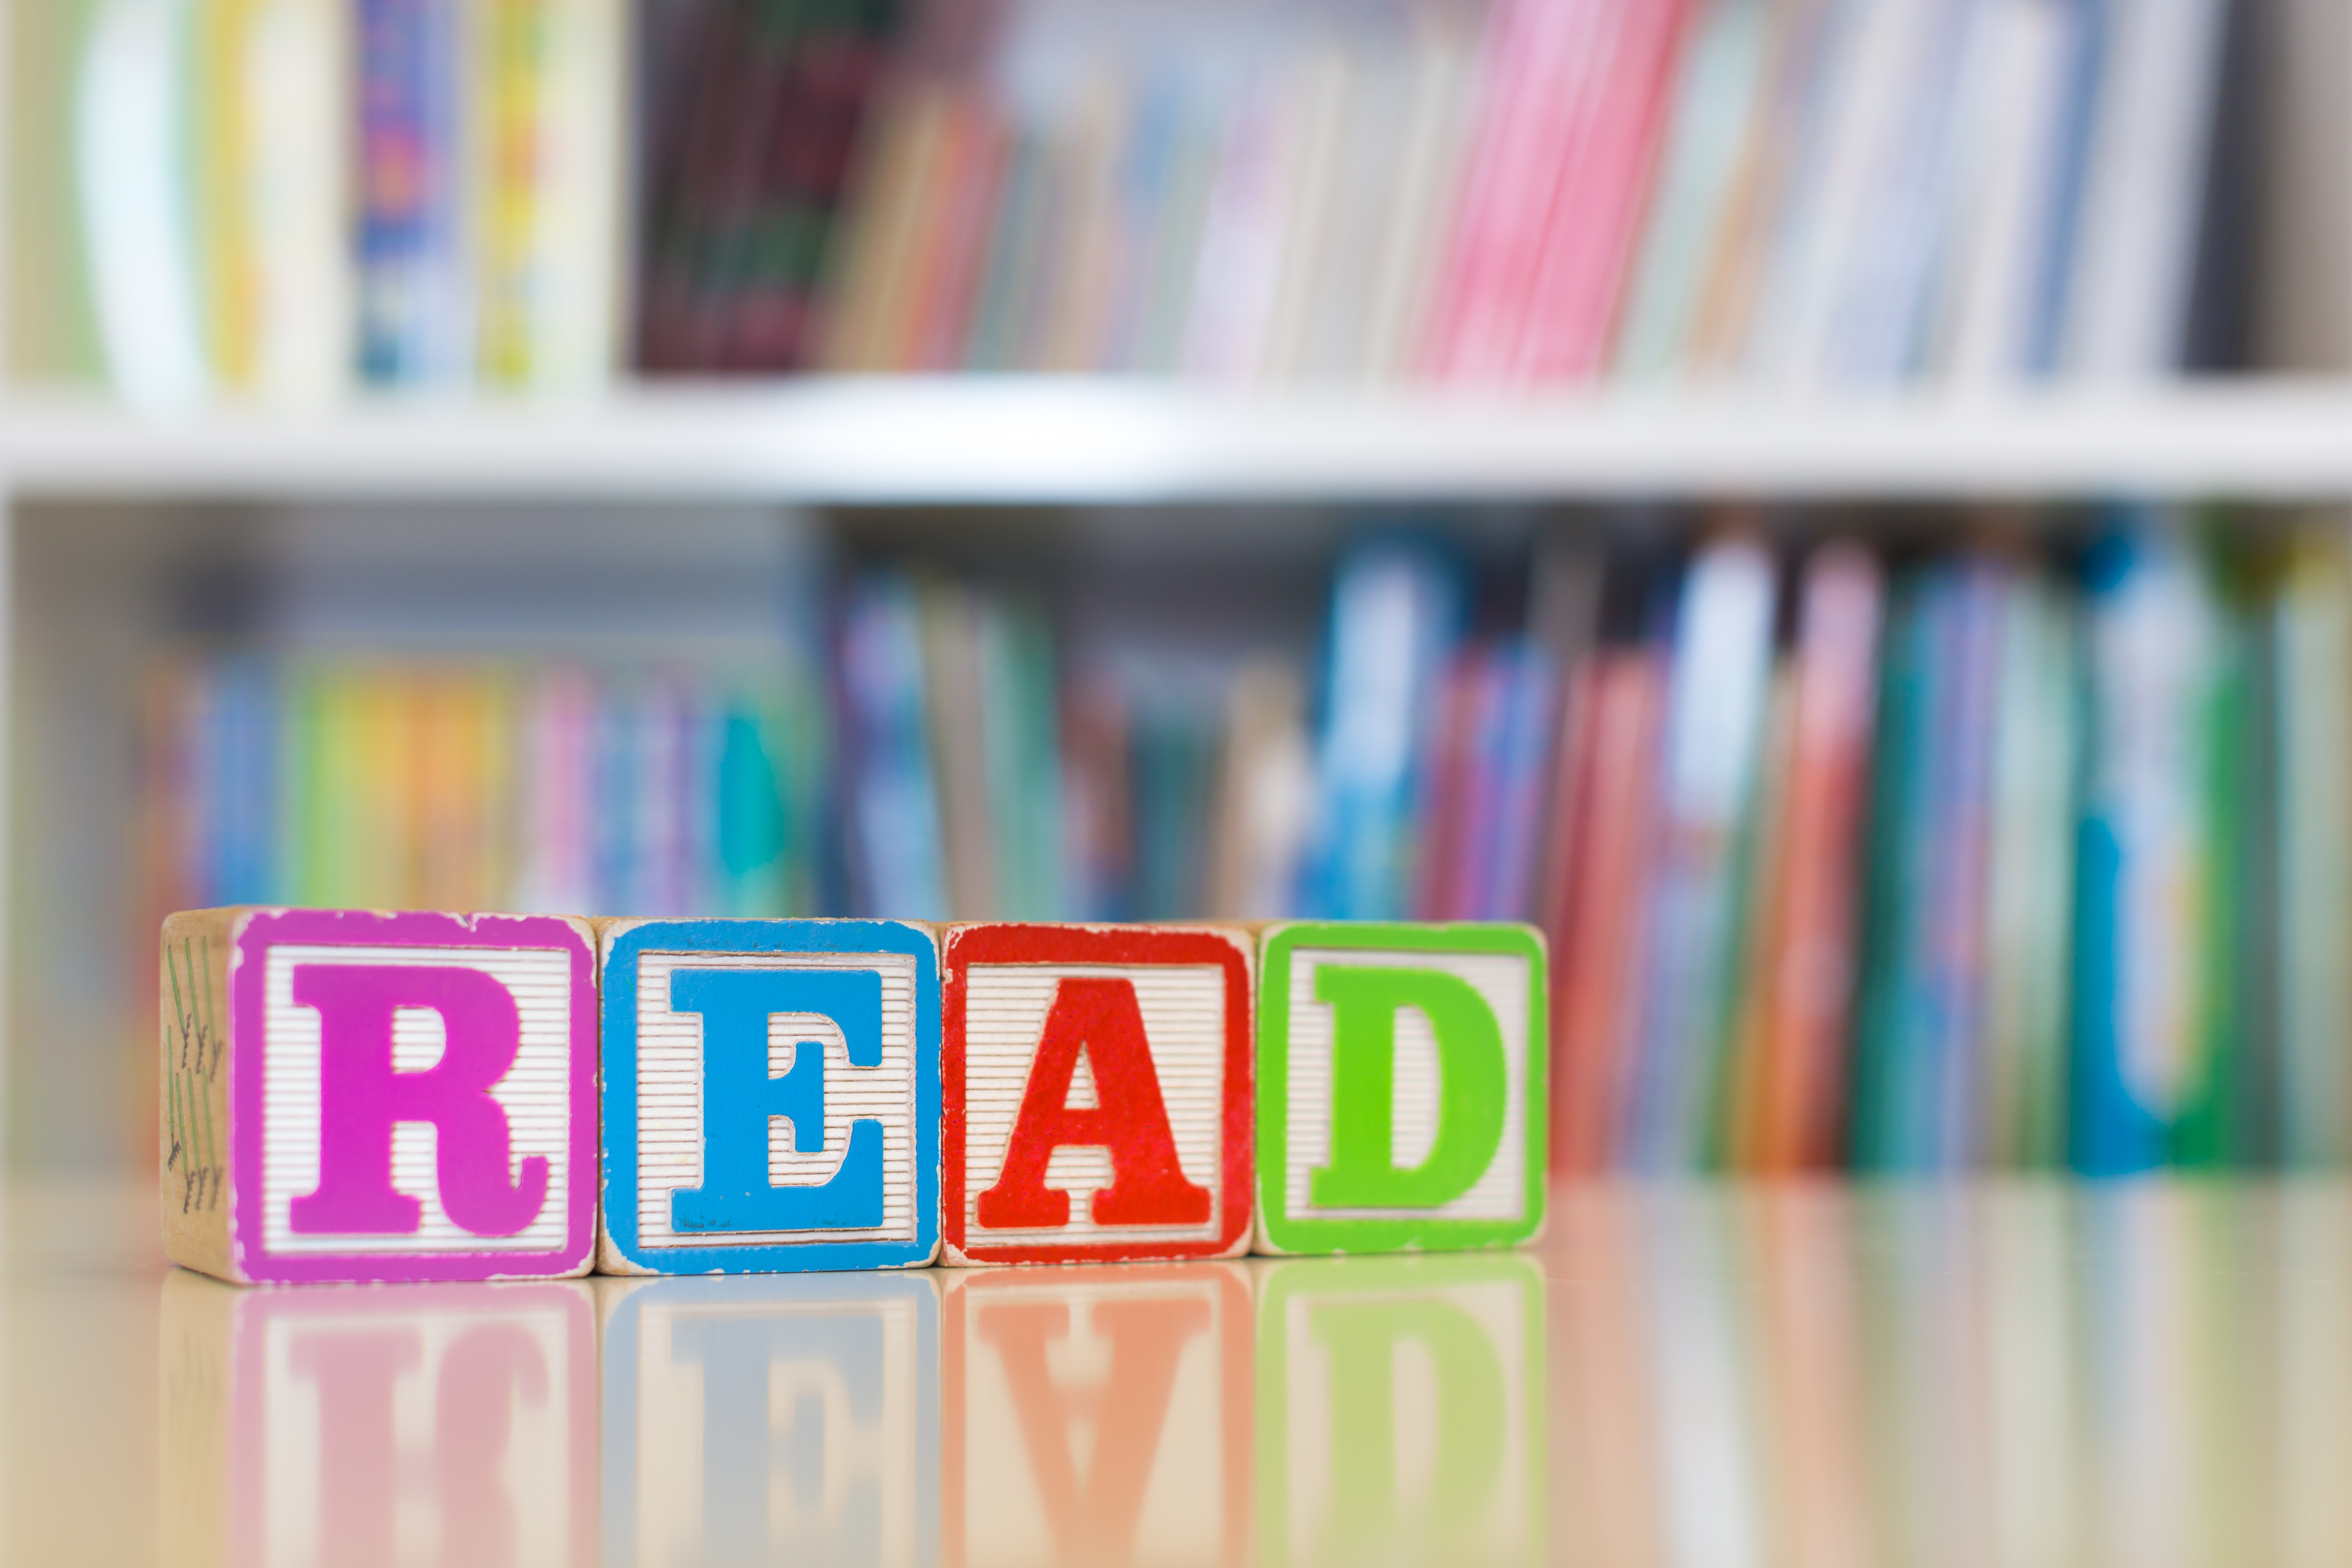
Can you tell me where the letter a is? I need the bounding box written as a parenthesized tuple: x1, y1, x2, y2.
(978, 978, 1212, 1229)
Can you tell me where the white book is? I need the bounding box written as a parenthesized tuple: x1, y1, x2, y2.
(243, 0, 352, 403)
(1254, 42, 1356, 382)
(1355, 5, 1482, 382)
(1927, 0, 2075, 386)
(528, 0, 626, 390)
(1742, 0, 1929, 385)
(1823, 0, 1982, 383)
(77, 0, 210, 407)
(2057, 0, 2231, 379)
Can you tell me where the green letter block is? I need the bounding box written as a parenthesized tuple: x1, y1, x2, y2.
(1256, 922, 1547, 1254)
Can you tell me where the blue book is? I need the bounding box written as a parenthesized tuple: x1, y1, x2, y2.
(356, 0, 467, 384)
(204, 656, 282, 904)
(1297, 541, 1461, 920)
(1453, 642, 1560, 921)
(837, 574, 949, 921)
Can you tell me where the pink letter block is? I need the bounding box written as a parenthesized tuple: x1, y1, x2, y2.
(159, 907, 598, 1283)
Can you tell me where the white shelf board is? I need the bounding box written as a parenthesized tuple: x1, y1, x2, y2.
(6, 378, 2352, 504)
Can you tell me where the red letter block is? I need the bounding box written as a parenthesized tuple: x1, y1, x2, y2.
(942, 923, 1253, 1265)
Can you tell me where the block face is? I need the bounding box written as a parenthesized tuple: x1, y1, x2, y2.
(600, 1273, 939, 1565)
(599, 918, 942, 1274)
(224, 908, 599, 1283)
(1256, 922, 1548, 1255)
(941, 923, 1253, 1264)
(942, 1263, 1254, 1566)
(1256, 1254, 1547, 1564)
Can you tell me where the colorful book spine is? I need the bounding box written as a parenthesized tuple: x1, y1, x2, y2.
(1982, 566, 2080, 1166)
(1516, 0, 1697, 379)
(837, 573, 952, 921)
(2073, 518, 2234, 1174)
(2273, 527, 2352, 1165)
(1298, 543, 1461, 921)
(1852, 557, 2003, 1171)
(356, 0, 469, 384)
(1549, 651, 1667, 1172)
(476, 0, 624, 388)
(1752, 542, 1882, 1171)
(1624, 533, 1777, 1171)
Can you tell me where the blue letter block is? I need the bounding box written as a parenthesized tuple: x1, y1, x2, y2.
(599, 919, 941, 1274)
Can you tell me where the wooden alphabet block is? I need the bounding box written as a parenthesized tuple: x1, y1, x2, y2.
(158, 907, 600, 1284)
(598, 918, 943, 1274)
(1253, 921, 1548, 1255)
(941, 922, 1254, 1265)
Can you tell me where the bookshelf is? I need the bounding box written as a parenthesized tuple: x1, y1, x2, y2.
(7, 379, 2352, 504)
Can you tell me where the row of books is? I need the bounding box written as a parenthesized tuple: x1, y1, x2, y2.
(143, 660, 831, 923)
(827, 0, 2249, 383)
(1548, 513, 2352, 1175)
(28, 0, 2272, 399)
(141, 511, 2352, 1171)
(47, 0, 637, 403)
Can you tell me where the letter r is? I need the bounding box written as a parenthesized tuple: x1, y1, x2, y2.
(288, 964, 549, 1237)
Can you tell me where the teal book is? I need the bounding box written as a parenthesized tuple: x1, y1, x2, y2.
(1983, 568, 2082, 1168)
(1850, 567, 1938, 1171)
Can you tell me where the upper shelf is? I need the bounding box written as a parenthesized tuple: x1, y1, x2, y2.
(7, 378, 2352, 505)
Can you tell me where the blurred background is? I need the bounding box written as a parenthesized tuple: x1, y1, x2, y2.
(6, 0, 2352, 1191)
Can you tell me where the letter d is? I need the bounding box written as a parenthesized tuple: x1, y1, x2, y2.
(1308, 966, 1505, 1210)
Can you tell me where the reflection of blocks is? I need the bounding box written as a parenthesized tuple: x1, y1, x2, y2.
(943, 923, 1254, 1265)
(600, 1274, 940, 1566)
(599, 918, 942, 1275)
(159, 907, 600, 1283)
(1255, 922, 1548, 1256)
(943, 1263, 1253, 1567)
(159, 1270, 597, 1564)
(1256, 1255, 1548, 1566)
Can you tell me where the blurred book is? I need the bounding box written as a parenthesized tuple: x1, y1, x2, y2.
(1624, 531, 1776, 1171)
(2072, 517, 2240, 1174)
(2273, 524, 2352, 1164)
(1297, 539, 1461, 921)
(1746, 541, 1882, 1172)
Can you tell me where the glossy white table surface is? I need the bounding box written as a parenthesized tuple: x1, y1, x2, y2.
(4, 1177, 2341, 1565)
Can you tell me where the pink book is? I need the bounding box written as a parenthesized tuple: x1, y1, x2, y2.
(1549, 650, 1665, 1172)
(1753, 544, 1882, 1171)
(1421, 0, 1612, 381)
(1516, 0, 1698, 380)
(906, 96, 1008, 371)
